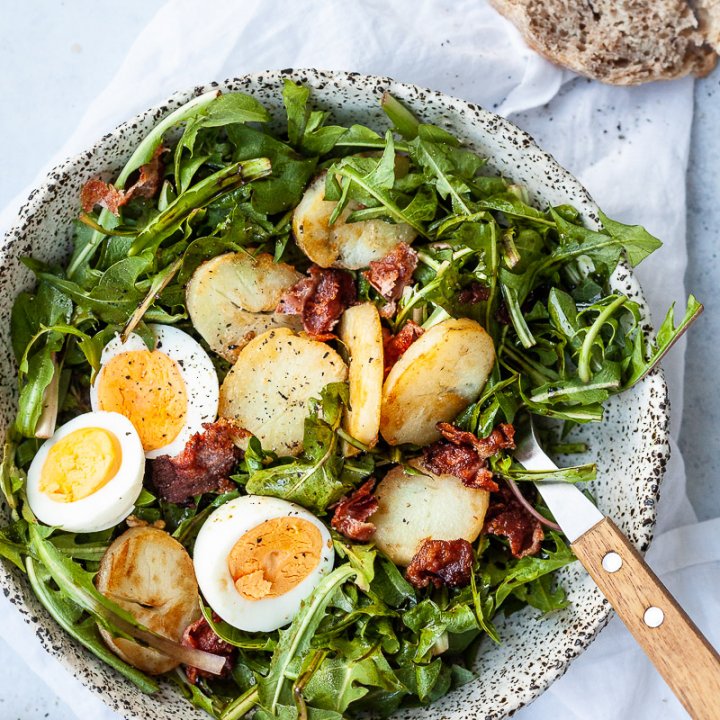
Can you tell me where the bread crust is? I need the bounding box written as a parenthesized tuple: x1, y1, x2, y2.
(490, 0, 717, 85)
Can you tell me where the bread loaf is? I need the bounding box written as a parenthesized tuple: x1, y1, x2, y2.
(490, 0, 717, 85)
(693, 0, 720, 51)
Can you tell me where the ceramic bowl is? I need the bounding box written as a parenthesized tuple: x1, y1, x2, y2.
(0, 69, 669, 719)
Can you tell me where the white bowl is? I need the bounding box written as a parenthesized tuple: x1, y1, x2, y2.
(0, 70, 669, 720)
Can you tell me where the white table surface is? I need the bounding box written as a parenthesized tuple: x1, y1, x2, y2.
(1, 2, 718, 717)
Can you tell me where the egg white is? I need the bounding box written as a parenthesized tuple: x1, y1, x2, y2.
(90, 324, 219, 459)
(26, 411, 145, 533)
(193, 496, 335, 633)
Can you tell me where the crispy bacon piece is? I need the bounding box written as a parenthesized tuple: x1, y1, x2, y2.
(276, 265, 356, 339)
(331, 479, 378, 541)
(439, 422, 515, 459)
(457, 281, 490, 304)
(484, 484, 545, 558)
(363, 243, 418, 316)
(80, 178, 126, 215)
(182, 615, 236, 685)
(151, 419, 244, 504)
(421, 422, 515, 492)
(80, 146, 166, 215)
(382, 320, 424, 376)
(405, 539, 473, 589)
(423, 440, 497, 491)
(127, 145, 166, 201)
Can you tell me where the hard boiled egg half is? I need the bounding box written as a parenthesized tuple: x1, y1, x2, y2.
(193, 496, 334, 632)
(90, 324, 219, 458)
(27, 411, 144, 533)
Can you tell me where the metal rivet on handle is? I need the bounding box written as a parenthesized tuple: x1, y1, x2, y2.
(602, 552, 623, 573)
(643, 606, 665, 628)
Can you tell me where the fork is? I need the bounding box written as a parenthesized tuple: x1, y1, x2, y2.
(514, 414, 720, 719)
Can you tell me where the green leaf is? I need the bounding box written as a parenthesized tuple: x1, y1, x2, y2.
(0, 441, 23, 511)
(258, 565, 357, 713)
(50, 531, 111, 562)
(283, 79, 311, 148)
(410, 137, 474, 215)
(370, 556, 416, 608)
(492, 460, 596, 484)
(530, 363, 622, 407)
(547, 288, 582, 352)
(176, 153, 209, 194)
(512, 572, 569, 613)
(169, 670, 224, 717)
(175, 92, 269, 179)
(303, 644, 404, 713)
(470, 569, 500, 643)
(625, 294, 703, 388)
(335, 124, 384, 149)
(200, 600, 276, 650)
(494, 532, 576, 607)
(15, 349, 55, 437)
(402, 600, 477, 661)
(330, 160, 427, 237)
(395, 657, 445, 703)
(598, 210, 662, 267)
(229, 124, 317, 214)
(10, 283, 72, 363)
(542, 209, 646, 278)
(334, 540, 376, 591)
(477, 194, 554, 226)
(365, 131, 397, 190)
(0, 528, 25, 572)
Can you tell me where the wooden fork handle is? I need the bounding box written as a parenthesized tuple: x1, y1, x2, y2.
(571, 517, 720, 720)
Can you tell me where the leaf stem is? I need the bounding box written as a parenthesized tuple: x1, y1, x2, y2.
(578, 295, 627, 382)
(122, 257, 182, 341)
(380, 92, 420, 139)
(220, 687, 259, 720)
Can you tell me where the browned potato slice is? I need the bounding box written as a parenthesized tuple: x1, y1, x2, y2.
(96, 526, 200, 674)
(186, 251, 302, 362)
(372, 462, 490, 566)
(339, 303, 383, 455)
(219, 328, 348, 457)
(293, 173, 416, 269)
(380, 318, 495, 446)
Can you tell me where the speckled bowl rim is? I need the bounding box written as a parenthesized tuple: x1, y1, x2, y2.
(0, 69, 669, 719)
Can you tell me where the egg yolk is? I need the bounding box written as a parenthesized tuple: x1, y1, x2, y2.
(96, 349, 188, 451)
(227, 517, 322, 600)
(40, 427, 122, 502)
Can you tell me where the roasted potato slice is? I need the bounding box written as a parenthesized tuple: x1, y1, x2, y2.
(96, 526, 200, 674)
(293, 173, 416, 270)
(186, 251, 302, 362)
(380, 318, 495, 446)
(372, 462, 490, 566)
(339, 303, 383, 455)
(219, 328, 348, 457)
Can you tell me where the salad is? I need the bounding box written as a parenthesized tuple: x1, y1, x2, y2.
(0, 81, 700, 719)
